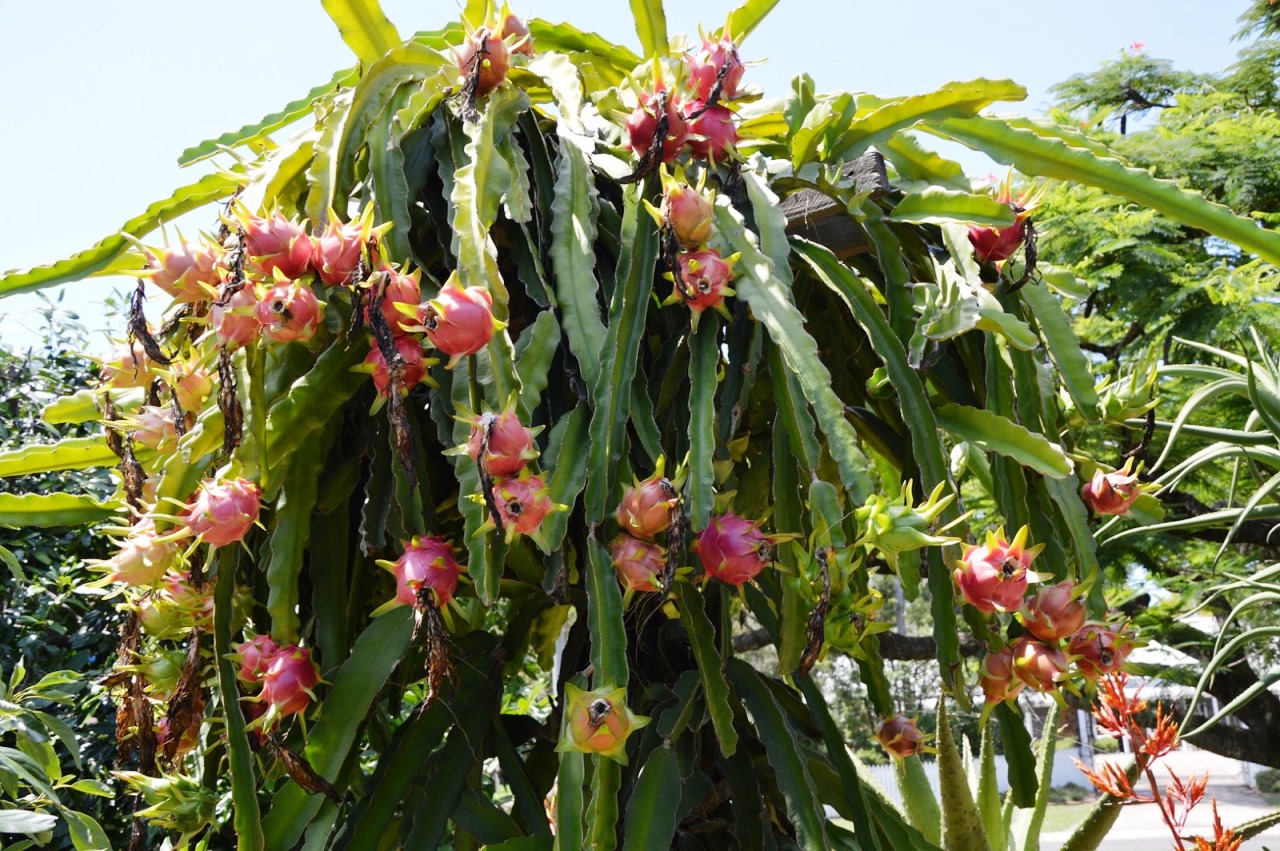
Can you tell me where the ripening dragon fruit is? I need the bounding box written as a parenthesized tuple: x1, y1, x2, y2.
(464, 406, 539, 477)
(694, 512, 774, 587)
(979, 646, 1025, 705)
(365, 335, 431, 398)
(661, 181, 714, 249)
(1010, 635, 1070, 692)
(1081, 468, 1143, 516)
(876, 715, 926, 759)
(101, 342, 155, 389)
(211, 285, 259, 349)
(238, 210, 313, 280)
(610, 536, 665, 593)
(1020, 580, 1087, 642)
(381, 536, 463, 609)
(625, 92, 688, 163)
(140, 237, 222, 303)
(492, 471, 557, 538)
(615, 462, 678, 541)
(684, 102, 738, 161)
(456, 27, 510, 97)
(422, 278, 501, 366)
(1068, 622, 1135, 680)
(255, 279, 323, 344)
(685, 35, 745, 102)
(100, 522, 177, 586)
(181, 477, 261, 547)
(953, 525, 1044, 614)
(260, 645, 321, 716)
(234, 634, 282, 687)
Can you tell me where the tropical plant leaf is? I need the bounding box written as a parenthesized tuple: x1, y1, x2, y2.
(0, 437, 115, 479)
(0, 172, 241, 299)
(0, 493, 118, 528)
(722, 0, 781, 41)
(889, 188, 1018, 227)
(628, 0, 668, 57)
(322, 0, 402, 64)
(927, 114, 1280, 265)
(935, 404, 1074, 479)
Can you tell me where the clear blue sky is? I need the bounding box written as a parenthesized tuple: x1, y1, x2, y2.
(0, 0, 1246, 354)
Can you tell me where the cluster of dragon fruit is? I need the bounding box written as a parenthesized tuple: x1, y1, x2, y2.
(87, 7, 1148, 776)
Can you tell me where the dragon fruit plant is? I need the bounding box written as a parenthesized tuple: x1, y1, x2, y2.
(5, 0, 1279, 848)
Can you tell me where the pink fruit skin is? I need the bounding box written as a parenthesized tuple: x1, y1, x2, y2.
(615, 474, 677, 541)
(366, 335, 428, 398)
(102, 343, 154, 389)
(234, 635, 282, 686)
(694, 512, 772, 587)
(390, 537, 463, 607)
(968, 220, 1028, 264)
(1068, 623, 1132, 680)
(686, 37, 745, 102)
(256, 283, 322, 344)
(501, 12, 534, 56)
(876, 715, 925, 758)
(1081, 470, 1142, 516)
(310, 220, 366, 287)
(132, 405, 177, 452)
(979, 646, 1025, 704)
(145, 239, 221, 302)
(173, 368, 214, 411)
(106, 527, 175, 586)
(425, 283, 496, 360)
(676, 249, 733, 313)
(685, 103, 738, 161)
(242, 213, 313, 280)
(1011, 636, 1070, 692)
(182, 478, 261, 547)
(456, 29, 510, 96)
(610, 537, 665, 593)
(625, 93, 689, 163)
(466, 410, 536, 477)
(365, 269, 421, 336)
(1021, 580, 1087, 642)
(662, 185, 714, 249)
(954, 535, 1035, 614)
(211, 286, 259, 349)
(494, 473, 554, 536)
(261, 645, 320, 716)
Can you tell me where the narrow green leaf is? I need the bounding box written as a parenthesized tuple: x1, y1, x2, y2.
(0, 493, 117, 528)
(528, 20, 641, 75)
(589, 758, 622, 851)
(0, 172, 240, 298)
(628, 0, 668, 57)
(213, 548, 265, 851)
(0, 545, 21, 581)
(585, 535, 628, 686)
(889, 188, 1017, 228)
(321, 0, 401, 64)
(0, 437, 115, 479)
(722, 0, 781, 41)
(265, 427, 326, 645)
(1019, 284, 1100, 420)
(1017, 701, 1059, 851)
(583, 185, 658, 522)
(555, 750, 586, 851)
(621, 746, 682, 851)
(976, 722, 1004, 851)
(718, 181, 872, 502)
(928, 114, 1280, 266)
(263, 337, 369, 462)
(368, 82, 418, 262)
(1229, 809, 1280, 842)
(726, 659, 828, 851)
(179, 68, 359, 165)
(550, 127, 607, 395)
(687, 316, 719, 531)
(675, 582, 738, 756)
(541, 405, 589, 551)
(937, 700, 991, 851)
(515, 311, 563, 415)
(828, 79, 1027, 163)
(0, 810, 58, 834)
(995, 701, 1038, 809)
(935, 404, 1073, 479)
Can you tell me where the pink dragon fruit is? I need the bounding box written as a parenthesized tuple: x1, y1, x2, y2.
(1020, 580, 1087, 642)
(100, 523, 176, 586)
(493, 471, 557, 538)
(686, 35, 745, 102)
(673, 249, 736, 321)
(694, 512, 774, 587)
(876, 715, 926, 759)
(171, 366, 214, 412)
(181, 477, 261, 547)
(465, 406, 539, 477)
(310, 208, 375, 287)
(381, 536, 463, 608)
(234, 635, 282, 687)
(615, 462, 678, 541)
(953, 525, 1044, 614)
(610, 536, 665, 593)
(211, 285, 259, 349)
(979, 646, 1025, 705)
(365, 268, 422, 336)
(661, 181, 714, 249)
(162, 571, 215, 628)
(261, 645, 320, 716)
(1010, 635, 1070, 692)
(968, 172, 1035, 264)
(1081, 469, 1143, 517)
(255, 279, 323, 344)
(101, 342, 155, 389)
(422, 279, 501, 366)
(131, 405, 178, 453)
(1068, 622, 1134, 681)
(456, 27, 510, 97)
(625, 92, 689, 163)
(365, 335, 431, 398)
(684, 103, 738, 161)
(140, 237, 221, 303)
(238, 210, 313, 280)
(499, 9, 534, 56)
